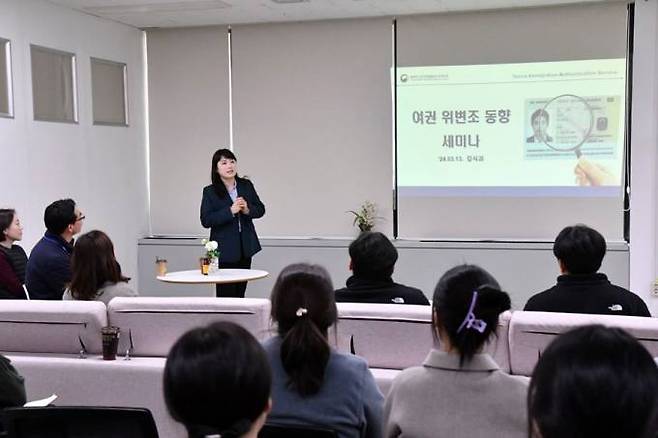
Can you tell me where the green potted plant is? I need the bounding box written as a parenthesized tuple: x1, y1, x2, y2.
(347, 201, 380, 232)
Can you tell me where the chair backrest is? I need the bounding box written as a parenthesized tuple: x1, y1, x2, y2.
(259, 423, 338, 438)
(335, 303, 433, 369)
(509, 311, 658, 376)
(107, 297, 272, 357)
(0, 301, 107, 355)
(484, 310, 512, 373)
(335, 304, 513, 371)
(2, 406, 158, 438)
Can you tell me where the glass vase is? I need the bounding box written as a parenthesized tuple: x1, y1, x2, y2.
(209, 257, 219, 274)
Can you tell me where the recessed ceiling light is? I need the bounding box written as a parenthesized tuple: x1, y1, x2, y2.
(270, 0, 309, 4)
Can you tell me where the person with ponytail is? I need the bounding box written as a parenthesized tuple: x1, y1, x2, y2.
(264, 263, 383, 438)
(164, 321, 272, 438)
(384, 264, 528, 438)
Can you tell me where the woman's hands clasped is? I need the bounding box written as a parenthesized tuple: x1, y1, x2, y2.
(231, 197, 250, 215)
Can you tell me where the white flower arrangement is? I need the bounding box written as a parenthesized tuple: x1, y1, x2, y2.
(201, 238, 220, 260)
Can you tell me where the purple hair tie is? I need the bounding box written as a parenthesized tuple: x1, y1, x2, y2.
(456, 291, 487, 334)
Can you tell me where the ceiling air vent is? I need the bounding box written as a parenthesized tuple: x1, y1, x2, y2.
(83, 0, 232, 15)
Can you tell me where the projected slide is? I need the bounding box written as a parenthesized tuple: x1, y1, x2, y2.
(396, 59, 626, 197)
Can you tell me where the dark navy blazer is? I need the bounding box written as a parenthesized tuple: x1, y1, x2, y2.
(200, 178, 265, 263)
(25, 231, 73, 300)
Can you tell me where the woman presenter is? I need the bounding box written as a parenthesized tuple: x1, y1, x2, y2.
(200, 149, 265, 297)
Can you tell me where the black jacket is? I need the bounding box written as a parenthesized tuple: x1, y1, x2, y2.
(0, 244, 28, 299)
(200, 179, 265, 263)
(0, 354, 26, 409)
(335, 276, 430, 305)
(524, 273, 651, 317)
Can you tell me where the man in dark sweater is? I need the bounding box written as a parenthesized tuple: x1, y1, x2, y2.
(25, 199, 84, 300)
(524, 225, 650, 317)
(335, 231, 429, 305)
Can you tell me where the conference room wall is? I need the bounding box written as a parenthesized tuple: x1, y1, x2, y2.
(138, 238, 630, 312)
(144, 3, 658, 315)
(0, 0, 149, 283)
(147, 27, 231, 236)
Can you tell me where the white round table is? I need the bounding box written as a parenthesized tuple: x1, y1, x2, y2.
(157, 269, 269, 284)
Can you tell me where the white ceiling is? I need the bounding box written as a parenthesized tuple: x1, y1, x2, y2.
(47, 0, 621, 29)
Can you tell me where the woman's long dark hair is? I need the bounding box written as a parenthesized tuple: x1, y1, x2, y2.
(0, 209, 16, 242)
(69, 230, 129, 300)
(270, 263, 338, 397)
(432, 264, 511, 366)
(211, 148, 242, 199)
(528, 325, 658, 438)
(164, 321, 271, 438)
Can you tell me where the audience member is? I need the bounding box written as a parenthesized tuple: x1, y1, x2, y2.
(335, 232, 429, 305)
(63, 230, 137, 305)
(0, 209, 28, 299)
(384, 264, 527, 438)
(524, 224, 650, 316)
(265, 263, 383, 438)
(0, 353, 26, 409)
(25, 199, 84, 300)
(164, 321, 271, 438)
(528, 325, 658, 438)
(0, 353, 26, 432)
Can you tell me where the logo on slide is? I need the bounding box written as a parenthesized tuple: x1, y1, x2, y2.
(400, 74, 408, 83)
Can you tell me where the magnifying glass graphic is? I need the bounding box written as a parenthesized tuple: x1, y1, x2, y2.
(540, 94, 594, 158)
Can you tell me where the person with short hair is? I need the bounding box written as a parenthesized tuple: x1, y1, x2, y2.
(63, 230, 137, 305)
(524, 225, 650, 316)
(0, 209, 28, 299)
(335, 232, 429, 305)
(26, 199, 84, 300)
(264, 263, 384, 438)
(528, 325, 658, 438)
(384, 264, 527, 438)
(164, 321, 271, 438)
(526, 108, 553, 143)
